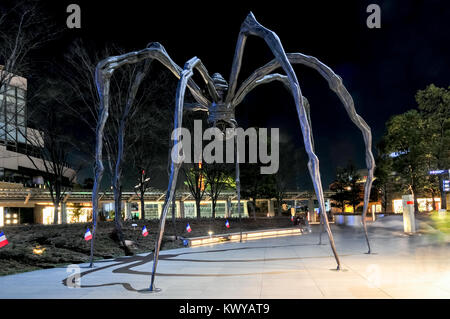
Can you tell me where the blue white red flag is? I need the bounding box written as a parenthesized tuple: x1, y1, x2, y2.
(142, 226, 148, 237)
(225, 219, 230, 228)
(290, 215, 294, 222)
(186, 223, 192, 233)
(84, 228, 92, 241)
(0, 231, 9, 248)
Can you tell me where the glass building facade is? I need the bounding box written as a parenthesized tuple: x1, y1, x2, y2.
(0, 83, 27, 145)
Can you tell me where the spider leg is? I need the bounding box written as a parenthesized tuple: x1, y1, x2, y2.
(92, 44, 213, 267)
(227, 12, 341, 269)
(149, 56, 211, 291)
(233, 52, 375, 254)
(235, 134, 243, 242)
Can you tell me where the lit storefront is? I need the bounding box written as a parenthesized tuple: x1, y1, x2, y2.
(342, 202, 381, 213)
(39, 202, 93, 225)
(0, 189, 324, 225)
(392, 197, 441, 213)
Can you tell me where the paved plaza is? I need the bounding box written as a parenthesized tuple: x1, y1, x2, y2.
(0, 215, 449, 299)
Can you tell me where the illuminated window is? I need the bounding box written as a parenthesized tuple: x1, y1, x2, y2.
(42, 207, 61, 224)
(144, 203, 159, 219)
(393, 199, 403, 213)
(215, 202, 226, 217)
(184, 202, 196, 218)
(231, 202, 246, 217)
(200, 202, 212, 218)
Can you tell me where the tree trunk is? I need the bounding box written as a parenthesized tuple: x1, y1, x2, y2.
(439, 175, 447, 210)
(196, 199, 201, 220)
(383, 187, 388, 213)
(277, 199, 282, 217)
(114, 188, 129, 255)
(212, 200, 216, 219)
(53, 202, 59, 224)
(140, 195, 145, 220)
(411, 187, 419, 213)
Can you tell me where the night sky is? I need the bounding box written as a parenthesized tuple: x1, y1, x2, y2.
(23, 0, 450, 189)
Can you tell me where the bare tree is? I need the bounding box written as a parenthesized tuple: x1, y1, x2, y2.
(204, 162, 234, 218)
(0, 0, 58, 152)
(102, 60, 152, 254)
(182, 162, 207, 220)
(62, 40, 180, 265)
(0, 0, 56, 83)
(25, 85, 80, 224)
(127, 69, 177, 220)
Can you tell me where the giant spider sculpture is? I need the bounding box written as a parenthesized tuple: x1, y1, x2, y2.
(92, 12, 375, 291)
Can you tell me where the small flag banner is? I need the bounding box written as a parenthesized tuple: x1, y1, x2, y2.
(186, 223, 192, 233)
(84, 228, 92, 241)
(142, 226, 148, 237)
(290, 215, 294, 222)
(225, 219, 230, 228)
(0, 231, 9, 248)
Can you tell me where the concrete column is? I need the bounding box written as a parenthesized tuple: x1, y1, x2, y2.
(124, 202, 132, 220)
(157, 203, 163, 218)
(268, 199, 275, 217)
(61, 203, 67, 224)
(243, 201, 248, 217)
(175, 201, 181, 218)
(402, 195, 416, 233)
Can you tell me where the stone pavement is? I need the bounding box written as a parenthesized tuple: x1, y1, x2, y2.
(0, 215, 449, 299)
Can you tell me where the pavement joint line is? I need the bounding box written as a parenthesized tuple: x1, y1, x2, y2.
(342, 261, 394, 299)
(295, 233, 325, 298)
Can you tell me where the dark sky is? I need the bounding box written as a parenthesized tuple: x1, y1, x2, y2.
(28, 0, 450, 189)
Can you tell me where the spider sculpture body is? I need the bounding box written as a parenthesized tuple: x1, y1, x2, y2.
(92, 12, 375, 291)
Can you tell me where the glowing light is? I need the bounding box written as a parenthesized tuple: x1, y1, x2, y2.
(389, 150, 408, 158)
(188, 228, 302, 247)
(33, 246, 46, 255)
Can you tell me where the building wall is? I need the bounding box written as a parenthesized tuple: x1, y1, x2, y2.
(136, 199, 248, 220)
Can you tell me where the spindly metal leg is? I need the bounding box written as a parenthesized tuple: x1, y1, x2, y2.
(232, 50, 375, 254)
(92, 44, 211, 268)
(149, 56, 207, 291)
(228, 13, 341, 269)
(244, 13, 339, 268)
(234, 133, 243, 242)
